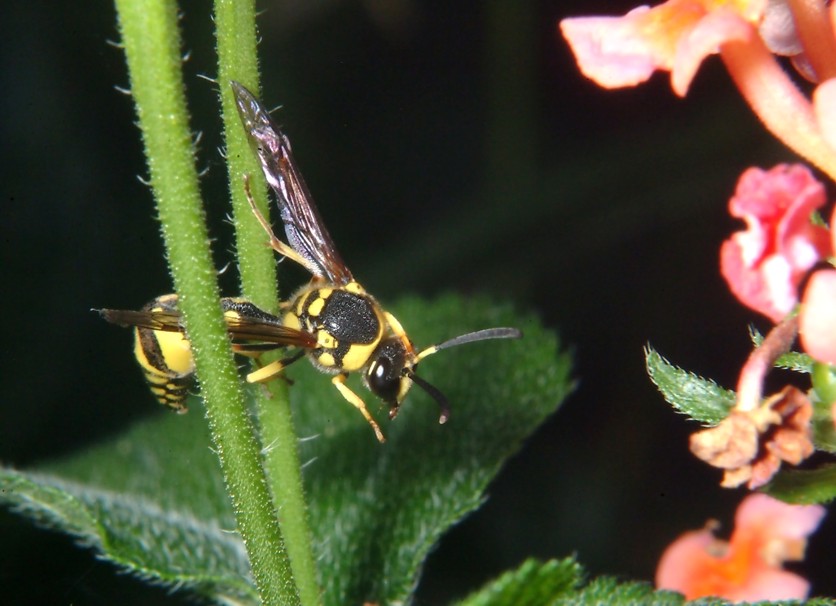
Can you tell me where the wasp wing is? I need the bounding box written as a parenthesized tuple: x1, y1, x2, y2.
(221, 299, 318, 350)
(100, 308, 183, 332)
(232, 81, 354, 286)
(99, 300, 317, 351)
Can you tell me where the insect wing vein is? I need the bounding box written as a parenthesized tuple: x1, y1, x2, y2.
(231, 81, 354, 285)
(225, 314, 318, 349)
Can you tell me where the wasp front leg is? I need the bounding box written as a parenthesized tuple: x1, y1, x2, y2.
(332, 373, 386, 443)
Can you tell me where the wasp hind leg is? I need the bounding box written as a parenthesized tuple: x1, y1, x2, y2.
(332, 373, 386, 443)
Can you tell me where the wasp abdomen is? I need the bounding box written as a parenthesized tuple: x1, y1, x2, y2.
(132, 295, 194, 413)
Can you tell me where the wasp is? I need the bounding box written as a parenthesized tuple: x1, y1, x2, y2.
(101, 294, 297, 414)
(101, 81, 521, 442)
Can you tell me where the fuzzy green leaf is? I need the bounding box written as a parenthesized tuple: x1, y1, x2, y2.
(1, 297, 571, 605)
(0, 413, 255, 603)
(568, 577, 685, 606)
(296, 296, 572, 604)
(454, 558, 581, 606)
(645, 346, 735, 424)
(762, 464, 836, 505)
(749, 327, 815, 374)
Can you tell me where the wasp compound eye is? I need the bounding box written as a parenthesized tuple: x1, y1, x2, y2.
(367, 341, 406, 404)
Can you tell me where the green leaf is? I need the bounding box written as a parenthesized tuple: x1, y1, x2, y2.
(568, 577, 685, 606)
(1, 297, 571, 605)
(455, 565, 836, 606)
(0, 413, 256, 604)
(762, 464, 836, 505)
(454, 558, 582, 606)
(749, 327, 815, 374)
(645, 346, 735, 424)
(297, 296, 572, 605)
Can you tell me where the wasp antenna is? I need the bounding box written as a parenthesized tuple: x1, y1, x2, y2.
(416, 327, 522, 362)
(405, 369, 450, 424)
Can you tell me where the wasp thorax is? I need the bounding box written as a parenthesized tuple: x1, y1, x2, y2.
(366, 337, 413, 409)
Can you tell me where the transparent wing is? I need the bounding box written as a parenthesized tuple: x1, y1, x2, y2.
(99, 298, 317, 350)
(232, 81, 354, 285)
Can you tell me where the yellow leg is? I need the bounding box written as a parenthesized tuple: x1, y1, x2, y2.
(244, 175, 319, 274)
(332, 374, 386, 443)
(245, 351, 304, 383)
(246, 360, 284, 383)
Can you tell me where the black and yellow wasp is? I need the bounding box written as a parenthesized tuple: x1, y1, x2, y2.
(101, 82, 521, 442)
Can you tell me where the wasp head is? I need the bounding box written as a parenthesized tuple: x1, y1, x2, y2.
(365, 326, 522, 426)
(364, 337, 424, 422)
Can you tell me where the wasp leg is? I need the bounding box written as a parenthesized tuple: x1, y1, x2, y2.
(245, 350, 305, 383)
(332, 373, 386, 443)
(244, 175, 318, 273)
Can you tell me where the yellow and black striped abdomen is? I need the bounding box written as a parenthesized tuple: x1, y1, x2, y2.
(133, 295, 195, 413)
(287, 281, 384, 373)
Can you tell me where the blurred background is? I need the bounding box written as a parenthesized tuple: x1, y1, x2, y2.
(2, 0, 833, 603)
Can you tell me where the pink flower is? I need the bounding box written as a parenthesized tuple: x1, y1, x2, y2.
(800, 269, 836, 364)
(559, 0, 765, 96)
(561, 2, 836, 179)
(656, 493, 826, 601)
(720, 164, 831, 322)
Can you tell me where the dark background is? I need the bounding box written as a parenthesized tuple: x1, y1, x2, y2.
(1, 1, 833, 604)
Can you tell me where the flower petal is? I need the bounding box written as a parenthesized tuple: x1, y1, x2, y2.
(561, 0, 767, 95)
(800, 269, 836, 364)
(656, 528, 723, 597)
(734, 493, 826, 542)
(657, 494, 825, 601)
(720, 165, 830, 322)
(727, 567, 811, 601)
(560, 8, 664, 90)
(672, 8, 754, 95)
(814, 78, 836, 158)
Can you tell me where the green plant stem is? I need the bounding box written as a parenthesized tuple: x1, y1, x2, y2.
(812, 362, 836, 406)
(114, 1, 298, 603)
(215, 2, 321, 605)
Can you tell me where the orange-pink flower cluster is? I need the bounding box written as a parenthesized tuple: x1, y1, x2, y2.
(656, 493, 825, 601)
(561, 0, 834, 599)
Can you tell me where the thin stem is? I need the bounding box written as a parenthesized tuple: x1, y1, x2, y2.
(735, 314, 799, 412)
(215, 2, 320, 604)
(114, 0, 297, 603)
(811, 361, 836, 405)
(721, 36, 836, 181)
(789, 0, 836, 81)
